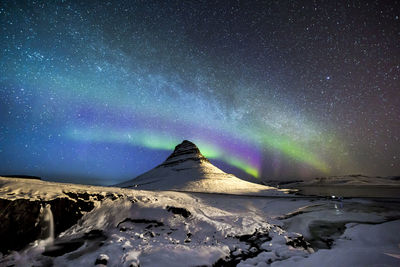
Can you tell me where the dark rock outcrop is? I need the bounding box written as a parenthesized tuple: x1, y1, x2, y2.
(160, 140, 209, 167)
(166, 206, 191, 218)
(117, 218, 164, 228)
(0, 198, 42, 254)
(286, 235, 311, 250)
(0, 194, 100, 254)
(214, 230, 272, 266)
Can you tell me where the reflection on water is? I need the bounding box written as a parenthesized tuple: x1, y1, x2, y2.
(297, 186, 400, 198)
(308, 220, 347, 249)
(281, 199, 400, 250)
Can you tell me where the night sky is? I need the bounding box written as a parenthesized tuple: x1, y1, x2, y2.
(0, 1, 399, 185)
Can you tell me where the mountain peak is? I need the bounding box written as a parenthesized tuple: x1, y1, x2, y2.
(161, 140, 209, 167)
(117, 140, 285, 196)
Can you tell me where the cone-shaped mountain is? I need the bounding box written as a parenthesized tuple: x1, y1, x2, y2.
(117, 140, 285, 196)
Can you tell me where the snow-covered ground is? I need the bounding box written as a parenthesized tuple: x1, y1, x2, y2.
(0, 177, 310, 266)
(1, 176, 400, 266)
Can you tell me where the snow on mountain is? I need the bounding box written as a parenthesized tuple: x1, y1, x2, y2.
(117, 140, 287, 196)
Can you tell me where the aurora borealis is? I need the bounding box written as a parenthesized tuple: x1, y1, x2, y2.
(0, 1, 399, 185)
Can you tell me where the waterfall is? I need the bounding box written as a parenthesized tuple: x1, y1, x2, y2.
(40, 204, 55, 245)
(44, 204, 54, 243)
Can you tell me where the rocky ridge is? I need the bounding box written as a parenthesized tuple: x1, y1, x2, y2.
(160, 140, 210, 167)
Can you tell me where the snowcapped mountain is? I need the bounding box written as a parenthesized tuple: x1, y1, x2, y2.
(118, 140, 286, 196)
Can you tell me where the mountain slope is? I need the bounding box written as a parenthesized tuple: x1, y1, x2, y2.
(118, 140, 287, 196)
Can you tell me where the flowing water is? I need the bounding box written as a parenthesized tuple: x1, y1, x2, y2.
(39, 204, 55, 245)
(0, 204, 57, 266)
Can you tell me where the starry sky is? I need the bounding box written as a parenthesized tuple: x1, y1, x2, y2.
(0, 0, 399, 185)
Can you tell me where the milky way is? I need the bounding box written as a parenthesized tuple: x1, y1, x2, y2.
(0, 1, 399, 184)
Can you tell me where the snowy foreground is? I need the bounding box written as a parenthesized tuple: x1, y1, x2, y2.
(1, 177, 400, 266)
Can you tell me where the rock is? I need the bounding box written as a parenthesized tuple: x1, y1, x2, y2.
(214, 230, 273, 266)
(95, 254, 109, 265)
(117, 218, 164, 228)
(161, 140, 210, 167)
(166, 206, 191, 218)
(0, 196, 97, 255)
(0, 198, 41, 253)
(286, 235, 311, 250)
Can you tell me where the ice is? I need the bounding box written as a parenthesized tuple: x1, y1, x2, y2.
(272, 220, 400, 267)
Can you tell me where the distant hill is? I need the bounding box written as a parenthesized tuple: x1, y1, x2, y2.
(1, 175, 41, 180)
(267, 174, 400, 187)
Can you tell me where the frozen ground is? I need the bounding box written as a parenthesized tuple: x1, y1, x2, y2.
(1, 177, 400, 266)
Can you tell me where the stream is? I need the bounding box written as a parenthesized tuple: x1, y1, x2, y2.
(281, 198, 400, 250)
